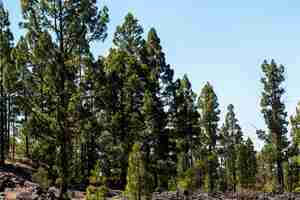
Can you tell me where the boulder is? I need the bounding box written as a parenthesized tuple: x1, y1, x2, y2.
(16, 192, 37, 200)
(46, 187, 60, 200)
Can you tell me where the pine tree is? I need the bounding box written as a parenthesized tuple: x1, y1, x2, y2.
(0, 3, 14, 166)
(290, 102, 300, 163)
(126, 143, 150, 200)
(256, 146, 274, 191)
(237, 138, 257, 189)
(198, 82, 220, 193)
(101, 13, 148, 188)
(220, 104, 243, 192)
(78, 56, 107, 179)
(245, 138, 257, 187)
(260, 59, 288, 193)
(145, 28, 174, 106)
(19, 0, 109, 197)
(103, 48, 146, 188)
(173, 75, 200, 173)
(113, 13, 144, 57)
(13, 36, 32, 158)
(141, 90, 169, 189)
(288, 102, 300, 191)
(141, 28, 176, 190)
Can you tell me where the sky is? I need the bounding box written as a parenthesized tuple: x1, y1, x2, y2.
(3, 0, 300, 149)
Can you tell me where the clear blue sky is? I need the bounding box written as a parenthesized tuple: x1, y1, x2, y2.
(4, 0, 300, 149)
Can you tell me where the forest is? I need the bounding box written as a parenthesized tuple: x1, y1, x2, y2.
(0, 0, 299, 200)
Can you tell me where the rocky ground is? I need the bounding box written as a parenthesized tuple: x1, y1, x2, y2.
(150, 191, 300, 200)
(0, 162, 299, 200)
(0, 162, 84, 200)
(111, 191, 300, 200)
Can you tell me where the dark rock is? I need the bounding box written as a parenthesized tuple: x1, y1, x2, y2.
(107, 189, 122, 197)
(0, 177, 16, 192)
(46, 187, 60, 200)
(24, 181, 42, 194)
(152, 191, 183, 200)
(16, 192, 34, 200)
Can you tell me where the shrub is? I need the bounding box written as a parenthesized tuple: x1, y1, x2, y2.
(32, 167, 51, 191)
(125, 143, 151, 200)
(86, 161, 109, 200)
(177, 160, 207, 191)
(86, 185, 109, 200)
(89, 161, 106, 185)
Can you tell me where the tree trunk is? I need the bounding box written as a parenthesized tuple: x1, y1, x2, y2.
(208, 145, 214, 193)
(25, 112, 29, 157)
(233, 168, 236, 193)
(60, 129, 70, 199)
(276, 152, 284, 193)
(0, 75, 5, 166)
(6, 96, 10, 159)
(57, 1, 70, 198)
(12, 120, 15, 161)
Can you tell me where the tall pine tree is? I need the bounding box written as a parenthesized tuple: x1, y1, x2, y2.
(19, 0, 108, 197)
(141, 28, 176, 189)
(220, 104, 243, 192)
(260, 59, 288, 193)
(288, 102, 300, 191)
(0, 2, 14, 166)
(198, 82, 220, 193)
(173, 75, 200, 174)
(237, 138, 257, 189)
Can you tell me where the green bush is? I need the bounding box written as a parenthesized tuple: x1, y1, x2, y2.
(32, 167, 51, 191)
(178, 168, 195, 190)
(89, 161, 106, 185)
(125, 143, 151, 200)
(177, 160, 207, 191)
(86, 161, 110, 200)
(86, 185, 109, 200)
(168, 177, 178, 191)
(294, 186, 300, 192)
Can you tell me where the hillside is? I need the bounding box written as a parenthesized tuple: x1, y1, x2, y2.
(0, 160, 84, 200)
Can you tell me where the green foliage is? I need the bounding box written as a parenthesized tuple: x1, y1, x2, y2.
(206, 152, 219, 192)
(86, 185, 109, 200)
(178, 168, 195, 191)
(2, 0, 300, 195)
(126, 143, 151, 200)
(290, 102, 300, 173)
(113, 13, 144, 55)
(86, 161, 109, 200)
(173, 75, 200, 173)
(198, 82, 220, 149)
(17, 0, 109, 197)
(220, 104, 243, 192)
(284, 158, 300, 192)
(178, 160, 207, 191)
(259, 59, 288, 193)
(32, 167, 51, 191)
(0, 2, 15, 166)
(256, 145, 275, 192)
(198, 82, 220, 193)
(237, 138, 257, 189)
(294, 186, 300, 192)
(89, 161, 106, 186)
